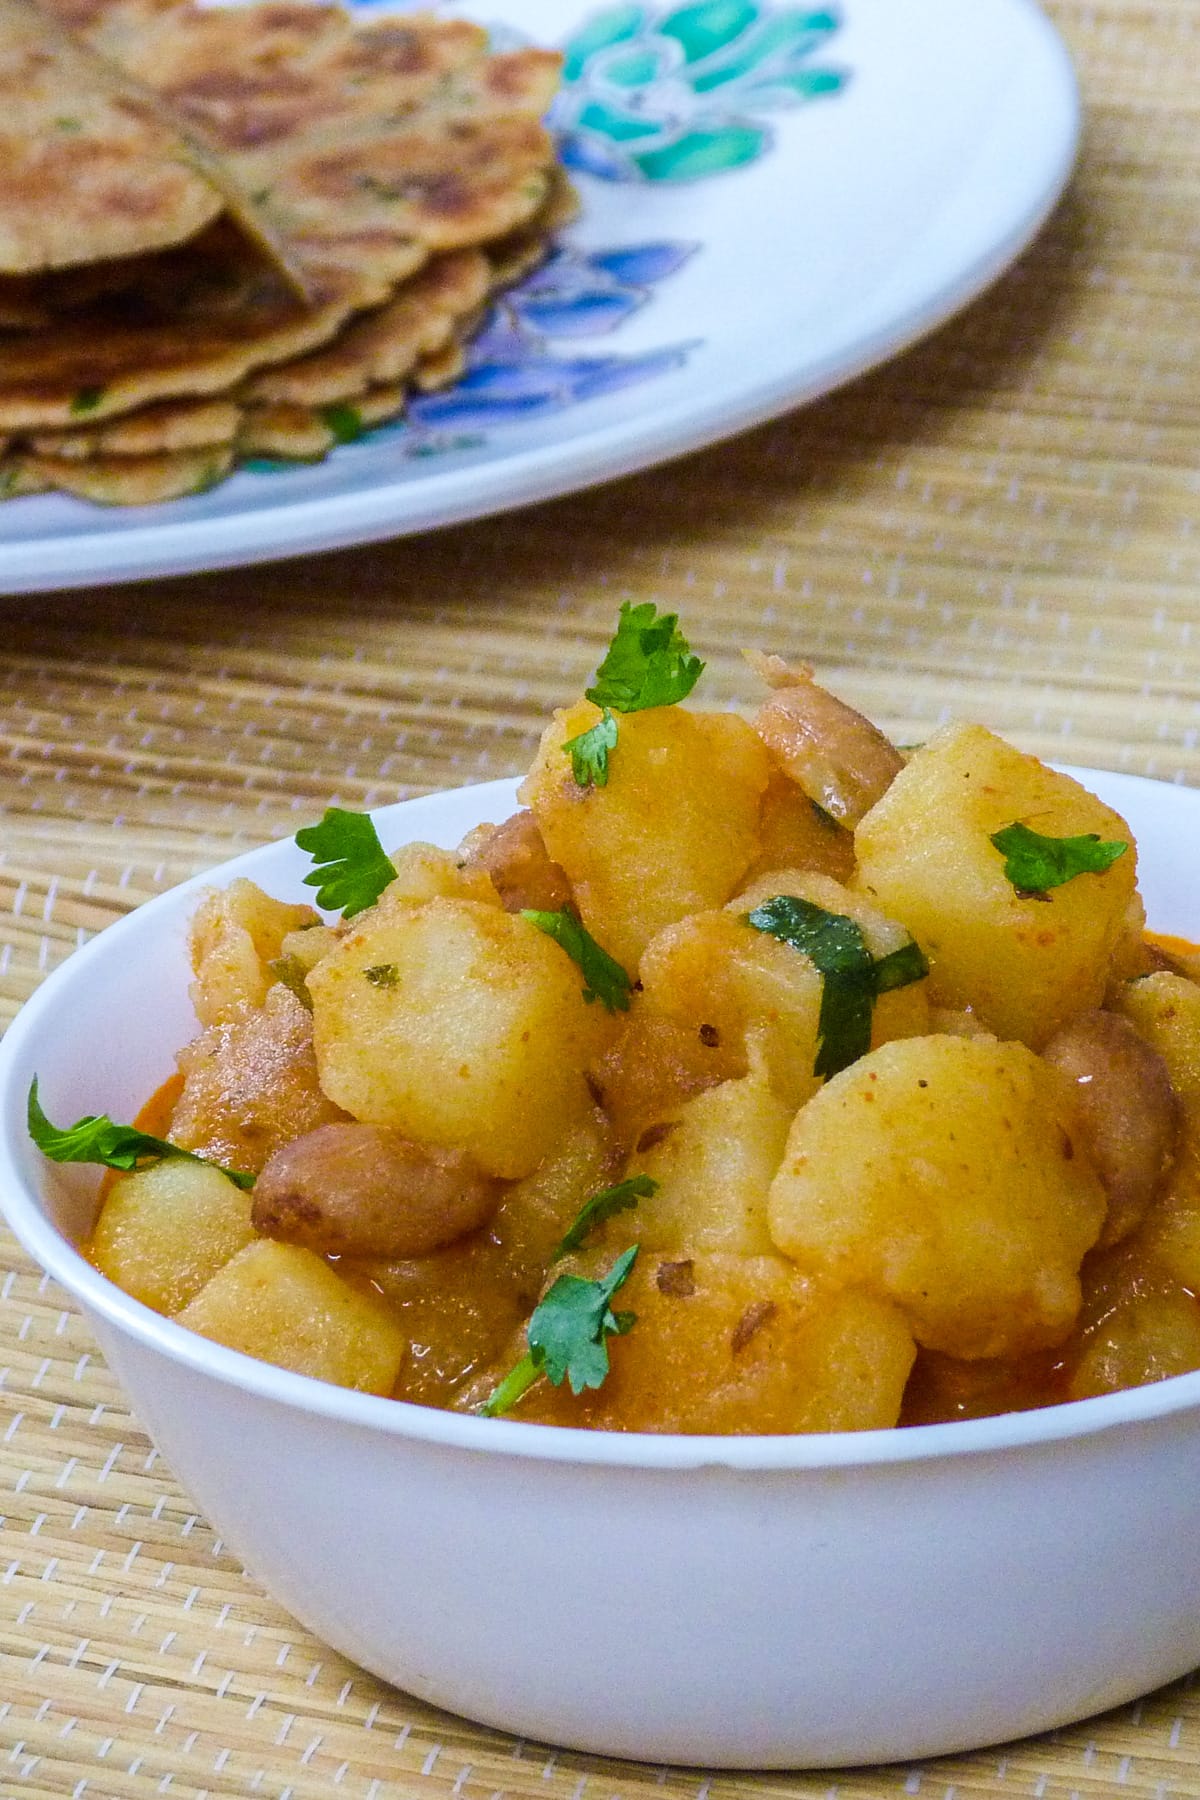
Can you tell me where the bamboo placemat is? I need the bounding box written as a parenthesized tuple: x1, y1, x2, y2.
(7, 0, 1200, 1792)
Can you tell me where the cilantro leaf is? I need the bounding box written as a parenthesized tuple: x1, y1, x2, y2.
(294, 807, 395, 918)
(586, 602, 705, 714)
(481, 1246, 640, 1415)
(554, 1174, 657, 1259)
(990, 822, 1129, 896)
(27, 1078, 254, 1190)
(563, 708, 618, 788)
(871, 939, 931, 994)
(268, 954, 313, 1010)
(746, 896, 928, 1079)
(520, 906, 633, 1012)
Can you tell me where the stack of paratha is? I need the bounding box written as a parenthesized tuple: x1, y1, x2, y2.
(0, 0, 568, 503)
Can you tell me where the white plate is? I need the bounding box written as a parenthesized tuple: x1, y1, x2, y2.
(0, 0, 1077, 595)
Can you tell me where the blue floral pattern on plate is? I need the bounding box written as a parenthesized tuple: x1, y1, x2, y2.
(250, 4, 846, 469)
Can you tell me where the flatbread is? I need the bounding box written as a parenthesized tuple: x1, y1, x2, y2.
(0, 0, 224, 273)
(242, 245, 488, 406)
(27, 394, 239, 457)
(14, 440, 234, 501)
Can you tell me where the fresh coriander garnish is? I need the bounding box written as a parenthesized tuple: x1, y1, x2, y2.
(268, 953, 313, 1009)
(564, 603, 705, 788)
(871, 939, 931, 994)
(520, 906, 633, 1012)
(363, 962, 399, 989)
(587, 601, 705, 714)
(746, 896, 928, 1078)
(481, 1246, 639, 1417)
(563, 707, 618, 788)
(294, 807, 395, 919)
(554, 1174, 657, 1258)
(69, 386, 105, 416)
(989, 822, 1128, 896)
(319, 403, 365, 445)
(27, 1078, 254, 1190)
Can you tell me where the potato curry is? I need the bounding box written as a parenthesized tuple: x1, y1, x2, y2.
(32, 606, 1200, 1432)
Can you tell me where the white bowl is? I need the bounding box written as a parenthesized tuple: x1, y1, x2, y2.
(3, 769, 1200, 1770)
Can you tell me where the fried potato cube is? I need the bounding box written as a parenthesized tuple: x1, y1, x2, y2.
(89, 1160, 256, 1315)
(639, 872, 928, 1111)
(1069, 1291, 1200, 1399)
(587, 998, 741, 1150)
(853, 723, 1138, 1047)
(307, 897, 614, 1178)
(1067, 1240, 1200, 1401)
(190, 878, 320, 1028)
(630, 1073, 793, 1258)
(768, 1034, 1107, 1359)
(176, 1240, 407, 1394)
(508, 1252, 915, 1434)
(171, 985, 346, 1176)
(640, 909, 822, 1112)
(519, 700, 770, 968)
(378, 841, 502, 912)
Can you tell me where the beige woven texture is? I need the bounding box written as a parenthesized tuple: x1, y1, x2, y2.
(6, 0, 1200, 1791)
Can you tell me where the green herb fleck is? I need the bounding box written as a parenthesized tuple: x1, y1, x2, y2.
(746, 896, 928, 1078)
(55, 115, 83, 131)
(364, 962, 399, 989)
(481, 1246, 639, 1416)
(27, 1078, 254, 1190)
(989, 822, 1129, 896)
(586, 601, 705, 715)
(320, 403, 365, 445)
(554, 1174, 657, 1259)
(294, 807, 395, 919)
(69, 386, 105, 416)
(563, 707, 618, 788)
(268, 954, 313, 1010)
(871, 939, 931, 994)
(520, 906, 633, 1012)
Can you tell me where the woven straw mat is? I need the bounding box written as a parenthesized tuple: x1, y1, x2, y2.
(7, 0, 1200, 1793)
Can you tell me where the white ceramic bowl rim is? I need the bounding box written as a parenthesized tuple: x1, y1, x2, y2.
(5, 771, 1200, 1475)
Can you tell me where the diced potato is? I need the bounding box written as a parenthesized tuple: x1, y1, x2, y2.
(1069, 1280, 1200, 1401)
(176, 1239, 407, 1394)
(639, 872, 929, 1111)
(742, 773, 855, 887)
(307, 897, 614, 1178)
(377, 842, 502, 912)
(171, 985, 346, 1176)
(190, 878, 320, 1027)
(768, 1034, 1107, 1358)
(854, 722, 1138, 1047)
(627, 1073, 792, 1258)
(587, 998, 741, 1149)
(504, 1251, 915, 1434)
(519, 701, 770, 968)
(731, 870, 931, 1057)
(89, 1159, 256, 1315)
(640, 908, 822, 1112)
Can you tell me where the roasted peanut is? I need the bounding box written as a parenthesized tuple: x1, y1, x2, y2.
(460, 810, 573, 913)
(748, 652, 903, 827)
(1042, 1008, 1178, 1246)
(252, 1123, 501, 1258)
